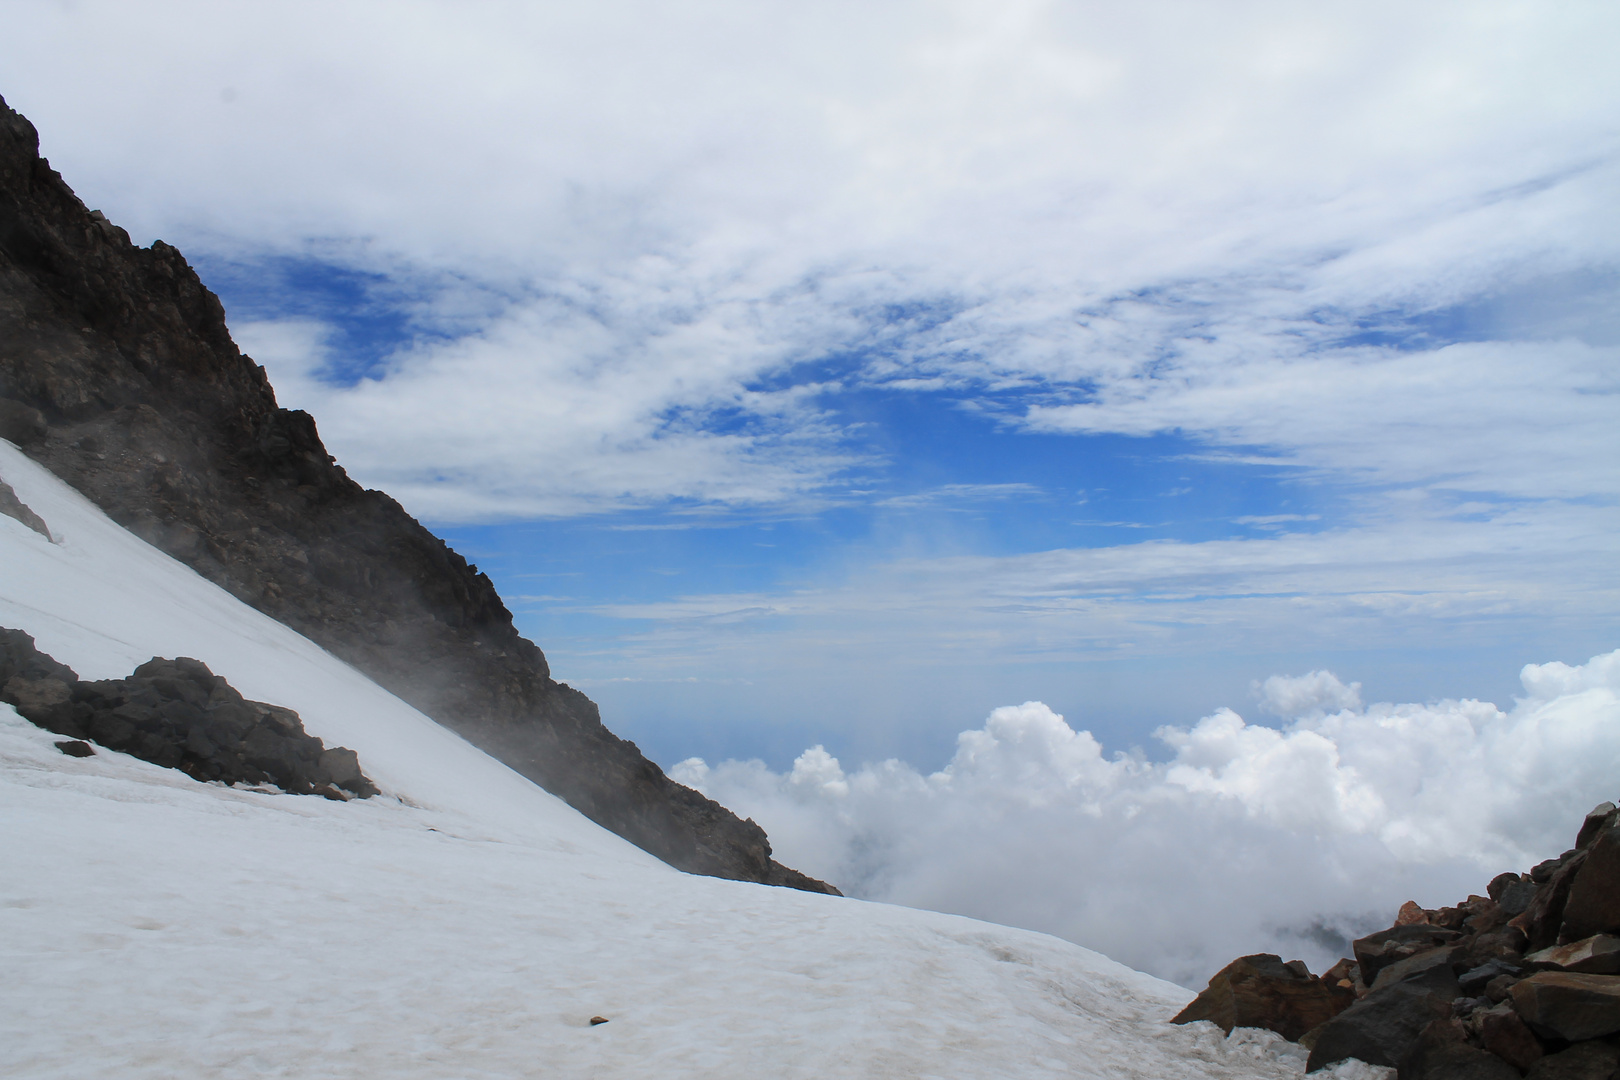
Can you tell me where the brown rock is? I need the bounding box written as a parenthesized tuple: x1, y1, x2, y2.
(588, 1016, 609, 1026)
(1465, 897, 1510, 935)
(1398, 1018, 1520, 1080)
(1561, 827, 1620, 944)
(1170, 953, 1352, 1041)
(1305, 961, 1459, 1071)
(1576, 803, 1619, 850)
(1476, 1002, 1545, 1071)
(1460, 925, 1531, 971)
(1511, 972, 1620, 1042)
(1485, 974, 1522, 1004)
(1490, 872, 1525, 902)
(1527, 1041, 1620, 1080)
(1529, 936, 1620, 976)
(1354, 924, 1462, 984)
(1370, 945, 1462, 992)
(1514, 852, 1592, 952)
(1397, 900, 1430, 926)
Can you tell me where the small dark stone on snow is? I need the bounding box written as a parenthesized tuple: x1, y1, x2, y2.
(54, 739, 94, 757)
(589, 1016, 609, 1026)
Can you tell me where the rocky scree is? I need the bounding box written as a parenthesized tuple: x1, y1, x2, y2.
(0, 627, 377, 799)
(0, 93, 834, 895)
(1174, 801, 1620, 1078)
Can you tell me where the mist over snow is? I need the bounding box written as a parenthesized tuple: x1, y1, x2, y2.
(673, 650, 1620, 987)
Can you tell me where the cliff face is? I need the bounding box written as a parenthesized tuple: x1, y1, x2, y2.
(0, 94, 836, 894)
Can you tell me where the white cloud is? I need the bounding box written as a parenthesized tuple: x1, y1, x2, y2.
(673, 647, 1620, 987)
(1, 1, 1615, 516)
(1254, 671, 1362, 719)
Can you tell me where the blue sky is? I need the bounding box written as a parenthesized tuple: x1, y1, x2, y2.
(4, 0, 1617, 775)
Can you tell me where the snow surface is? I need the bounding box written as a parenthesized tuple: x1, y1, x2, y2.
(0, 440, 1389, 1079)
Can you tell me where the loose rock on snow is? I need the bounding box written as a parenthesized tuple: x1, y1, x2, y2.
(0, 627, 377, 799)
(1175, 799, 1620, 1076)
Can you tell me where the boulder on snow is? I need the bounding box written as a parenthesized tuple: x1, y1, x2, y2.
(1510, 972, 1620, 1042)
(54, 739, 94, 757)
(0, 628, 378, 798)
(0, 478, 51, 539)
(1170, 953, 1352, 1041)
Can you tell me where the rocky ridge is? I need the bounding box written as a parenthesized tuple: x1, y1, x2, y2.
(1, 627, 378, 798)
(0, 92, 835, 894)
(1174, 802, 1620, 1078)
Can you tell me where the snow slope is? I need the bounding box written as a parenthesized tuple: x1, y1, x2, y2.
(0, 440, 1381, 1079)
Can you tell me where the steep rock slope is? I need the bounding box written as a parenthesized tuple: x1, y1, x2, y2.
(0, 93, 832, 892)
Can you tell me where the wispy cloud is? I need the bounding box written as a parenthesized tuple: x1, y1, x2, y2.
(4, 0, 1615, 521)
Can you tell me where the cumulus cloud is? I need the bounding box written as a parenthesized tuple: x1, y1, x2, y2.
(672, 648, 1620, 987)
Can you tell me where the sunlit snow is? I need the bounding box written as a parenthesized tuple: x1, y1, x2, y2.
(0, 439, 1394, 1077)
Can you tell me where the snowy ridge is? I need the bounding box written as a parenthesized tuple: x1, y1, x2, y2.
(0, 439, 1381, 1078)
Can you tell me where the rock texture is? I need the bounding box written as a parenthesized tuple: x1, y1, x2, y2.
(1171, 953, 1353, 1041)
(0, 93, 835, 894)
(1180, 799, 1620, 1077)
(0, 475, 48, 537)
(1, 627, 376, 798)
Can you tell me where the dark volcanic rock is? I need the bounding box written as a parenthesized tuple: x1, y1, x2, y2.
(1475, 1002, 1545, 1072)
(1, 628, 376, 797)
(1560, 825, 1620, 945)
(1576, 804, 1618, 851)
(1306, 960, 1460, 1072)
(1371, 945, 1462, 993)
(1398, 1018, 1521, 1080)
(1171, 953, 1353, 1041)
(1511, 973, 1620, 1042)
(1528, 1041, 1620, 1080)
(0, 477, 48, 538)
(1353, 924, 1462, 985)
(1515, 853, 1592, 952)
(0, 94, 835, 895)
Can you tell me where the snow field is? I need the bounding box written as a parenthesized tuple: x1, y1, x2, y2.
(0, 441, 1382, 1078)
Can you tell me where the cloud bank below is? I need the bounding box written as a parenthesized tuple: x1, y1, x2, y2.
(672, 648, 1620, 987)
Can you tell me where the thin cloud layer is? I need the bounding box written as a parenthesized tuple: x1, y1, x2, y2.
(672, 648, 1620, 987)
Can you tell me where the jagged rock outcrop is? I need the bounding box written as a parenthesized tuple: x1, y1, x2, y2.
(1170, 953, 1353, 1041)
(0, 627, 376, 798)
(0, 93, 836, 894)
(1176, 800, 1620, 1078)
